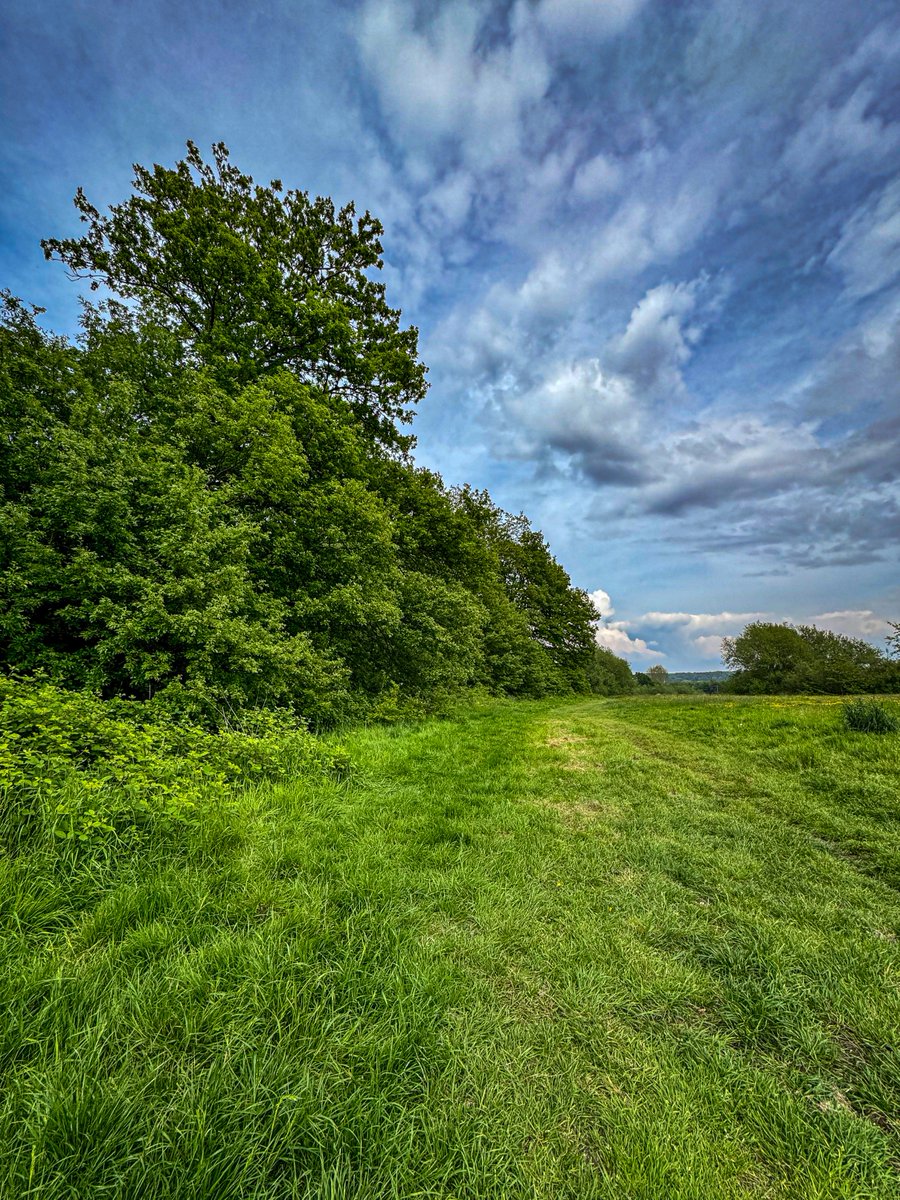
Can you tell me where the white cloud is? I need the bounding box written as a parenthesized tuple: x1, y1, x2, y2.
(589, 587, 662, 660)
(634, 611, 766, 632)
(587, 587, 614, 617)
(616, 610, 768, 665)
(780, 18, 900, 189)
(572, 152, 623, 200)
(810, 610, 893, 639)
(420, 169, 474, 233)
(693, 634, 727, 659)
(782, 85, 900, 184)
(594, 622, 664, 660)
(356, 0, 550, 172)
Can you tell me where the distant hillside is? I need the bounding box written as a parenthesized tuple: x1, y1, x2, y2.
(668, 671, 733, 683)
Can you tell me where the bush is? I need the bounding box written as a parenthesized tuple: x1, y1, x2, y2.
(0, 675, 347, 845)
(842, 699, 898, 734)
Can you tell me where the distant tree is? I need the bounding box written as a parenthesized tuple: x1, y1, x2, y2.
(723, 620, 888, 694)
(793, 625, 883, 693)
(888, 622, 900, 658)
(647, 664, 669, 685)
(722, 623, 806, 692)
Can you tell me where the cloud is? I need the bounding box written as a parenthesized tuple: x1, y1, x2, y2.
(572, 153, 623, 200)
(623, 611, 766, 663)
(587, 587, 614, 618)
(634, 611, 766, 632)
(605, 278, 705, 398)
(810, 610, 894, 639)
(692, 634, 728, 659)
(641, 415, 823, 515)
(356, 0, 550, 172)
(445, 272, 715, 487)
(438, 243, 900, 572)
(827, 178, 900, 298)
(794, 293, 900, 421)
(535, 0, 650, 43)
(506, 357, 646, 485)
(589, 587, 664, 660)
(594, 623, 664, 660)
(782, 82, 900, 185)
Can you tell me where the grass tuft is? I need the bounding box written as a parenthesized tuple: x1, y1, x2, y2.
(843, 698, 899, 734)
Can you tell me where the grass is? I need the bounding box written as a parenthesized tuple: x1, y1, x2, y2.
(2, 694, 900, 1198)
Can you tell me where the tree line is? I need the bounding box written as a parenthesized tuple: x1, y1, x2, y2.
(722, 621, 900, 695)
(1, 143, 605, 726)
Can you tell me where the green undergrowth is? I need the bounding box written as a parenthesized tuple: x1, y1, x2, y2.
(1, 695, 899, 1197)
(0, 676, 347, 846)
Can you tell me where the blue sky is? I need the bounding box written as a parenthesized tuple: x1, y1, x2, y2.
(2, 0, 899, 668)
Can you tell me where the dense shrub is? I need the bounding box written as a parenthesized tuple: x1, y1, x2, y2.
(842, 699, 898, 734)
(0, 676, 346, 845)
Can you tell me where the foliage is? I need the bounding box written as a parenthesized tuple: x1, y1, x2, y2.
(0, 675, 344, 845)
(723, 621, 892, 694)
(722, 623, 807, 692)
(2, 143, 599, 723)
(586, 644, 634, 695)
(842, 698, 898, 734)
(41, 141, 425, 450)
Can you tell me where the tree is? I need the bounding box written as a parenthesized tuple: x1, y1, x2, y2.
(498, 527, 599, 691)
(793, 625, 883, 693)
(0, 296, 349, 722)
(42, 142, 427, 450)
(3, 147, 604, 723)
(647, 664, 669, 686)
(587, 646, 634, 695)
(722, 623, 806, 692)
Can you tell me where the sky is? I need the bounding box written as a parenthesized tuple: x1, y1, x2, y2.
(2, 0, 899, 669)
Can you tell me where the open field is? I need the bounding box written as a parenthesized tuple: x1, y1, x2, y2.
(2, 695, 900, 1198)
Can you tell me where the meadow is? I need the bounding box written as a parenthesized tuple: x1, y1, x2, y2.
(2, 694, 899, 1198)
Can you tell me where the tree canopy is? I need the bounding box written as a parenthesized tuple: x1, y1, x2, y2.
(41, 141, 426, 450)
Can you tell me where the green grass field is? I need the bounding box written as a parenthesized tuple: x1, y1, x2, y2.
(3, 696, 900, 1198)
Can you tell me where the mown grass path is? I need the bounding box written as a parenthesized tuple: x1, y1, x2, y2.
(2, 697, 900, 1198)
